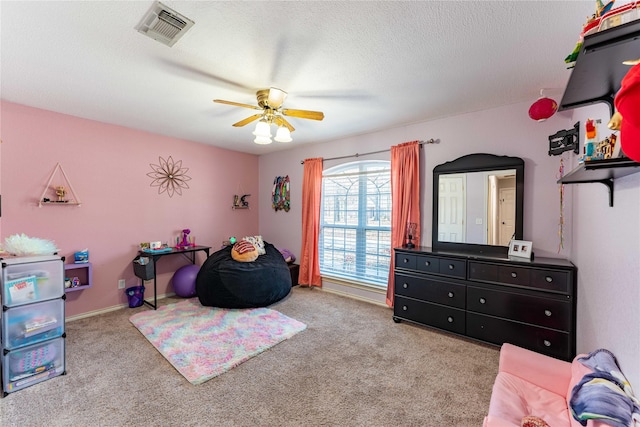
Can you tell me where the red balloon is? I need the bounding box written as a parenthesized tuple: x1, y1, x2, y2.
(528, 97, 558, 121)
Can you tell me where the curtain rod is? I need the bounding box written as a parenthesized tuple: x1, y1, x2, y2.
(300, 138, 436, 164)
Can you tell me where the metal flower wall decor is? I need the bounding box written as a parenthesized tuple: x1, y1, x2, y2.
(147, 156, 191, 197)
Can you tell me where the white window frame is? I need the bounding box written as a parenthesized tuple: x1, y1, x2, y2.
(319, 160, 391, 288)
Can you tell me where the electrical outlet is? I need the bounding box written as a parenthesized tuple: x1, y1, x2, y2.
(118, 279, 126, 289)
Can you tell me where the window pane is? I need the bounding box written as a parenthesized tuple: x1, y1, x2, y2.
(319, 161, 391, 287)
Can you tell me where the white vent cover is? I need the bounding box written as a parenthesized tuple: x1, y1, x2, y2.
(136, 2, 194, 47)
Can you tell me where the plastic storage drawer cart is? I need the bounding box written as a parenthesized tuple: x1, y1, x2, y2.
(1, 255, 66, 396)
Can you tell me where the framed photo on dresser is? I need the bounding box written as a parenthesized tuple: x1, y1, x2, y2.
(508, 239, 533, 259)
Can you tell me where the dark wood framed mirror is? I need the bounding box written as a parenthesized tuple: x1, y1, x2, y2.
(432, 153, 524, 256)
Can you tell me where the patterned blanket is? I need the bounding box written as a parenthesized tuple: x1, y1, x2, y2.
(570, 349, 640, 427)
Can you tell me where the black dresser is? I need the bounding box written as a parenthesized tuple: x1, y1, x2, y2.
(393, 247, 577, 361)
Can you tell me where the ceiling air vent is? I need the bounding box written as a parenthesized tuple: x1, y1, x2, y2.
(136, 2, 194, 47)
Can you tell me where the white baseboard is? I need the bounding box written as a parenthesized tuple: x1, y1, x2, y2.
(320, 279, 389, 308)
(66, 292, 176, 322)
(67, 281, 389, 322)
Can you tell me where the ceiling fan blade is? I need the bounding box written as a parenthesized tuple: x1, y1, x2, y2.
(213, 99, 262, 110)
(158, 59, 255, 91)
(281, 109, 324, 121)
(274, 116, 295, 132)
(232, 114, 263, 127)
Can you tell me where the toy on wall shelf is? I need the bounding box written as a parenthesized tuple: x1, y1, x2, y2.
(38, 163, 82, 206)
(579, 118, 600, 162)
(232, 194, 250, 209)
(564, 0, 616, 67)
(596, 134, 618, 159)
(74, 249, 89, 263)
(578, 117, 622, 162)
(55, 186, 66, 202)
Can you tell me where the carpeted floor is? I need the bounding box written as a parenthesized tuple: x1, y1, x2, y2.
(0, 286, 499, 426)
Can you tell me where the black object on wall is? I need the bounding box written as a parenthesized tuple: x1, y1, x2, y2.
(549, 122, 580, 156)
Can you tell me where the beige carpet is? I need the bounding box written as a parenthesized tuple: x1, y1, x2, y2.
(0, 287, 499, 426)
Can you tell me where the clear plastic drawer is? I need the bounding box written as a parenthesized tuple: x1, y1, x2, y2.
(1, 256, 64, 307)
(2, 337, 65, 394)
(2, 299, 65, 349)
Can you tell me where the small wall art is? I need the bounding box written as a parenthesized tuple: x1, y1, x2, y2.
(147, 156, 191, 197)
(272, 175, 290, 212)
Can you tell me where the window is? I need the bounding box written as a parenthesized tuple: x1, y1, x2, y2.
(319, 161, 391, 287)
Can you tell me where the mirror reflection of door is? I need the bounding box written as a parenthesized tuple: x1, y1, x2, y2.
(487, 174, 516, 245)
(438, 174, 465, 242)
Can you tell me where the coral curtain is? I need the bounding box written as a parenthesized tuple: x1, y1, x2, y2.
(299, 157, 323, 287)
(386, 141, 421, 307)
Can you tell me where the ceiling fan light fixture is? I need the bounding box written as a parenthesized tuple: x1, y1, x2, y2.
(252, 119, 271, 138)
(267, 88, 287, 108)
(274, 126, 292, 143)
(253, 135, 272, 145)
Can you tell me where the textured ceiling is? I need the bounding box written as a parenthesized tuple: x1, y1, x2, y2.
(1, 1, 596, 155)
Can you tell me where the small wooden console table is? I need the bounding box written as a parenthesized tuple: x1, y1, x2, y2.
(135, 245, 211, 309)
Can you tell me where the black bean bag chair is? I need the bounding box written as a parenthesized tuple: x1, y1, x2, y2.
(196, 242, 291, 308)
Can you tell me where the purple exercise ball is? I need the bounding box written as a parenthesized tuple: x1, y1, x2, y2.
(172, 264, 200, 297)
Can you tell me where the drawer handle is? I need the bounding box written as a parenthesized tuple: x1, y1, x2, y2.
(543, 340, 551, 347)
(403, 258, 409, 263)
(544, 309, 552, 317)
(479, 297, 486, 304)
(402, 305, 408, 311)
(447, 316, 454, 323)
(545, 276, 553, 283)
(448, 292, 454, 298)
(425, 261, 430, 266)
(403, 283, 408, 289)
(511, 272, 517, 278)
(448, 264, 454, 270)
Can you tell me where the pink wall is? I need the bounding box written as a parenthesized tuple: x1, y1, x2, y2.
(259, 99, 640, 389)
(567, 102, 640, 392)
(259, 100, 578, 259)
(1, 101, 259, 317)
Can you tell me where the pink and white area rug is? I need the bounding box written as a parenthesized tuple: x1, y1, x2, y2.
(129, 298, 306, 384)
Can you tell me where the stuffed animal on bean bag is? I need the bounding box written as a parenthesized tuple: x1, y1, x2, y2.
(231, 240, 258, 262)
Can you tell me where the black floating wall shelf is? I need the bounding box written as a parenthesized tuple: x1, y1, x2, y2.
(559, 19, 640, 115)
(558, 158, 640, 207)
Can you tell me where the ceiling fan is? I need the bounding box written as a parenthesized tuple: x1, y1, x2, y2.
(213, 87, 324, 144)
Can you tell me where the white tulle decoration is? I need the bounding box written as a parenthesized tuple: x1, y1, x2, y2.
(3, 233, 59, 256)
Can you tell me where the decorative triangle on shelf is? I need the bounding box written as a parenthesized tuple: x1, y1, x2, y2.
(38, 163, 82, 207)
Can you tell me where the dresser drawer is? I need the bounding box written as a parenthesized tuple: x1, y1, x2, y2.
(530, 269, 571, 293)
(470, 261, 531, 286)
(395, 253, 417, 270)
(437, 258, 466, 278)
(468, 261, 497, 282)
(466, 312, 572, 361)
(497, 265, 530, 287)
(469, 261, 572, 295)
(394, 296, 465, 335)
(415, 255, 440, 274)
(395, 274, 465, 309)
(467, 286, 571, 331)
